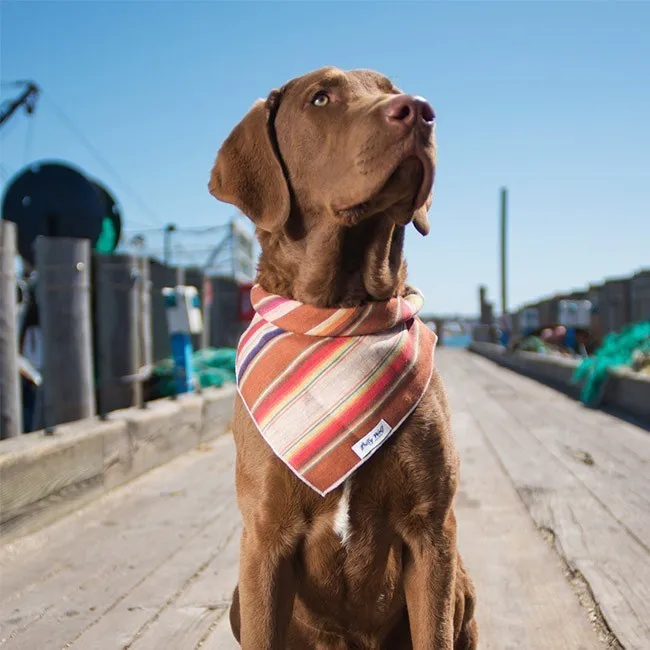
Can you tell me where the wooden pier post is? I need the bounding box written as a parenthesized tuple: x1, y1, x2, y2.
(0, 220, 22, 438)
(36, 237, 96, 429)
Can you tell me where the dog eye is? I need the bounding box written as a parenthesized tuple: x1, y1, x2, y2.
(311, 92, 330, 107)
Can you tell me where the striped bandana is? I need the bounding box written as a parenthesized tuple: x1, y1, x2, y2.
(236, 284, 437, 496)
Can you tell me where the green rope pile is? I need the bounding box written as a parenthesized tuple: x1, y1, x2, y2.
(572, 321, 650, 406)
(151, 347, 237, 398)
(515, 336, 547, 353)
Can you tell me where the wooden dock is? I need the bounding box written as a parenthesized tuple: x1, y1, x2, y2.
(1, 349, 648, 649)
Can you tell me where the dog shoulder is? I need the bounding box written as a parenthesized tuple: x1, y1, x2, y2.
(398, 367, 457, 467)
(385, 369, 460, 530)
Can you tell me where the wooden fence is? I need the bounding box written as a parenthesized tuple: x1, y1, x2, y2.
(0, 223, 245, 438)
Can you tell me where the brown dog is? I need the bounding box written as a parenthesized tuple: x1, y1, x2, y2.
(209, 67, 477, 650)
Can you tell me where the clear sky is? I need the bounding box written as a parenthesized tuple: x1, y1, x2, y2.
(1, 1, 648, 315)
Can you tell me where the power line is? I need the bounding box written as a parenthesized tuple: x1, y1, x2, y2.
(122, 223, 229, 235)
(40, 91, 164, 228)
(172, 224, 230, 234)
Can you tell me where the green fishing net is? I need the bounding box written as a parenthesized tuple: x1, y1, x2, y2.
(572, 321, 650, 406)
(150, 347, 237, 398)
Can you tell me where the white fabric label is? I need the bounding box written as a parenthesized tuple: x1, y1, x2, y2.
(351, 419, 393, 459)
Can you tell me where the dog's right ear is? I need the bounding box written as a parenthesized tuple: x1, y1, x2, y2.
(208, 91, 290, 232)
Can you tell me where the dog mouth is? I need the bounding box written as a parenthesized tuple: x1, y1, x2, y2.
(335, 140, 434, 224)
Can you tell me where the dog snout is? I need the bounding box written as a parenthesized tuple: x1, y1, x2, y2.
(384, 95, 435, 129)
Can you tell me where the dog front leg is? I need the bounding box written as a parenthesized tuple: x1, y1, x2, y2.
(238, 525, 297, 650)
(401, 510, 458, 650)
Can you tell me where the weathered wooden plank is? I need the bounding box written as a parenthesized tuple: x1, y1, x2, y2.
(198, 609, 240, 650)
(440, 352, 650, 650)
(107, 395, 205, 485)
(460, 352, 650, 549)
(0, 437, 235, 650)
(0, 385, 236, 544)
(128, 606, 225, 650)
(452, 408, 606, 650)
(176, 519, 241, 611)
(3, 349, 642, 650)
(125, 529, 240, 650)
(136, 519, 241, 650)
(465, 352, 650, 464)
(0, 220, 22, 439)
(0, 420, 120, 529)
(67, 518, 240, 649)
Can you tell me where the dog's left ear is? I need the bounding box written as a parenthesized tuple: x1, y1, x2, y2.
(412, 193, 432, 236)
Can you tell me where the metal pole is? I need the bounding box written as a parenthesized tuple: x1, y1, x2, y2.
(131, 257, 143, 409)
(0, 221, 22, 438)
(201, 274, 212, 349)
(500, 187, 508, 317)
(140, 256, 152, 372)
(139, 255, 152, 406)
(230, 218, 237, 279)
(36, 237, 96, 429)
(164, 223, 176, 266)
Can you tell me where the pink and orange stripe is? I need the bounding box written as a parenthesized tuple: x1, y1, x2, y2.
(236, 285, 437, 496)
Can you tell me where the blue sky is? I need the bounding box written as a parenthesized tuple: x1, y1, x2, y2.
(1, 1, 648, 315)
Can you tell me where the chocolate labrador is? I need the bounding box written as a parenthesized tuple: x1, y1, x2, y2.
(209, 66, 478, 649)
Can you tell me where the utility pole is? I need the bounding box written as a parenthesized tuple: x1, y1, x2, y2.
(163, 223, 176, 266)
(500, 187, 508, 317)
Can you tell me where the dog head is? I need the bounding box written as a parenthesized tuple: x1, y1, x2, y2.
(209, 67, 436, 303)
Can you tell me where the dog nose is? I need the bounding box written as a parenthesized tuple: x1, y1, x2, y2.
(385, 95, 435, 128)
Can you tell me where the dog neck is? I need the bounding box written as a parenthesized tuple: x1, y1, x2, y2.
(256, 211, 408, 308)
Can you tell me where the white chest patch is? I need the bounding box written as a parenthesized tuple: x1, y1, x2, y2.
(333, 479, 352, 546)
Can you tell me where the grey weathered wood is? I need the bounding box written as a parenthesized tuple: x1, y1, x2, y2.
(0, 419, 122, 534)
(140, 255, 152, 370)
(128, 255, 152, 409)
(469, 341, 650, 420)
(0, 436, 236, 650)
(131, 255, 144, 409)
(464, 352, 650, 546)
(0, 220, 22, 438)
(0, 386, 235, 544)
(130, 607, 224, 650)
(176, 522, 240, 611)
(35, 237, 95, 428)
(94, 253, 138, 414)
(440, 351, 650, 649)
(68, 507, 239, 649)
(468, 350, 649, 455)
(451, 409, 606, 650)
(199, 612, 240, 650)
(1, 350, 631, 650)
